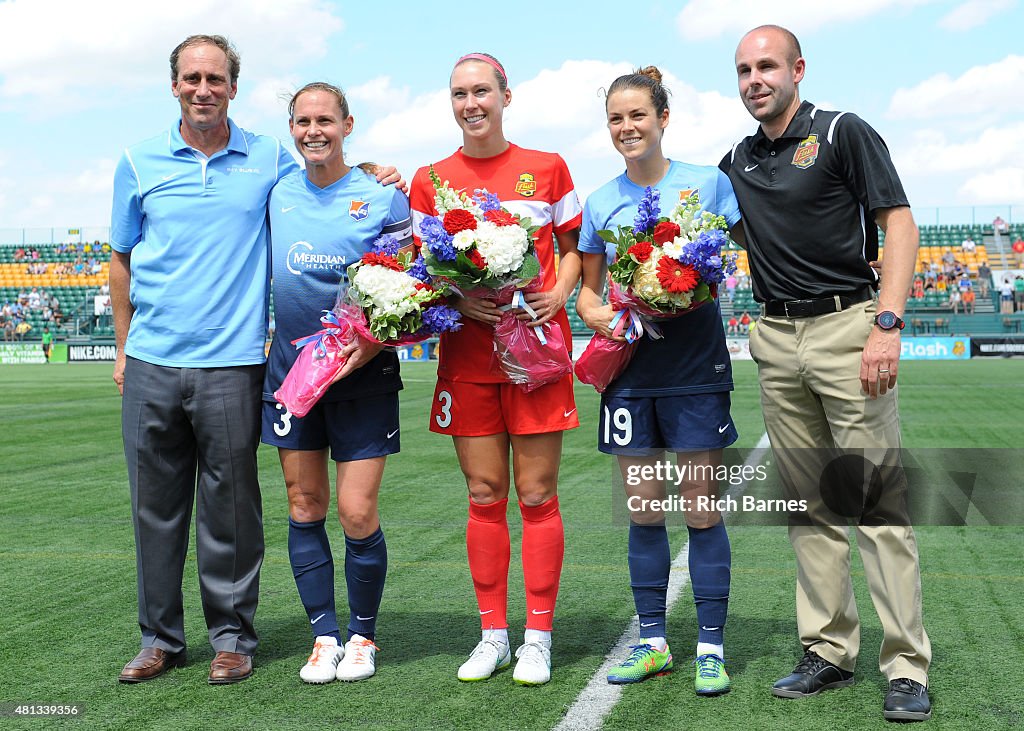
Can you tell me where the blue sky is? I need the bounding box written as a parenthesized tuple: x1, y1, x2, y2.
(0, 0, 1021, 237)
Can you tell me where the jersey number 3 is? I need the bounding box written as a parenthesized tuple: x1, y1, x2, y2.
(435, 390, 453, 429)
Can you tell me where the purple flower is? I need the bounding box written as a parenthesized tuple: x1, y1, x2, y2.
(473, 190, 502, 212)
(371, 234, 400, 257)
(632, 186, 661, 236)
(420, 216, 457, 262)
(679, 230, 730, 283)
(408, 254, 431, 282)
(422, 304, 462, 333)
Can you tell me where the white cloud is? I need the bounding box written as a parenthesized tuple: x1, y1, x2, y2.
(346, 76, 413, 118)
(675, 0, 934, 40)
(887, 55, 1024, 120)
(958, 167, 1024, 202)
(0, 0, 342, 98)
(897, 122, 1024, 173)
(938, 0, 1016, 31)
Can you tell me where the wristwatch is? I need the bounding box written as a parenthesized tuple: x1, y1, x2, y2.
(874, 311, 905, 331)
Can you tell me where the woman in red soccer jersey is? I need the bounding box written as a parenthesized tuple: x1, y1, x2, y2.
(408, 52, 582, 686)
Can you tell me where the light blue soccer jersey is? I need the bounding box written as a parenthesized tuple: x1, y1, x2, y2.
(579, 160, 741, 261)
(264, 168, 412, 402)
(110, 118, 298, 367)
(579, 160, 742, 396)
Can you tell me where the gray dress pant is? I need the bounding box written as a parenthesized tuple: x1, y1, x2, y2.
(122, 356, 264, 655)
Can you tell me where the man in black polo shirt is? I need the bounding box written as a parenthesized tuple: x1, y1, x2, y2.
(720, 25, 931, 722)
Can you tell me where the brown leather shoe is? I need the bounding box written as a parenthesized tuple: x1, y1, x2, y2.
(208, 651, 253, 685)
(118, 647, 186, 683)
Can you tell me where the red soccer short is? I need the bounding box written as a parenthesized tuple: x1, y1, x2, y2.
(429, 374, 579, 436)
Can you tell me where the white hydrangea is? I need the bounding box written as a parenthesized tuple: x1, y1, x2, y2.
(475, 221, 529, 275)
(352, 264, 419, 318)
(452, 229, 476, 251)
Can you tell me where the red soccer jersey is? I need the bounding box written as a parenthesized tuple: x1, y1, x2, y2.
(410, 144, 583, 382)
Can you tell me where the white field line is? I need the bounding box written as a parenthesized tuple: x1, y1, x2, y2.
(553, 432, 772, 731)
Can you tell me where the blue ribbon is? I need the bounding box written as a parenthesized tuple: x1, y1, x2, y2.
(290, 310, 347, 359)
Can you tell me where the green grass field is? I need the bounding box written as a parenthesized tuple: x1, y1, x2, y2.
(0, 360, 1021, 730)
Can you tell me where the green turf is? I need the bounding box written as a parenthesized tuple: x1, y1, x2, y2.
(0, 360, 1021, 729)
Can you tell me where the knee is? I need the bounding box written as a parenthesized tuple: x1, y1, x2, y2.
(338, 504, 378, 538)
(685, 511, 722, 530)
(467, 477, 510, 505)
(288, 488, 328, 523)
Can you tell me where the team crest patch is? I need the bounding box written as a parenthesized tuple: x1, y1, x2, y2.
(678, 189, 699, 203)
(792, 134, 820, 169)
(513, 173, 537, 197)
(349, 200, 370, 220)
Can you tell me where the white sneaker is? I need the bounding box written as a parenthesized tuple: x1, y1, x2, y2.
(457, 639, 511, 681)
(299, 636, 344, 684)
(336, 634, 378, 682)
(513, 642, 551, 686)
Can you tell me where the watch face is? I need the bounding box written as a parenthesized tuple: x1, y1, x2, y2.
(877, 311, 896, 329)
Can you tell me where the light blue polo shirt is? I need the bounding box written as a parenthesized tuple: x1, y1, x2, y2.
(110, 118, 298, 367)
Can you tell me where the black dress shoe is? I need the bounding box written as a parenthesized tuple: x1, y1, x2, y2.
(884, 678, 931, 722)
(772, 649, 854, 698)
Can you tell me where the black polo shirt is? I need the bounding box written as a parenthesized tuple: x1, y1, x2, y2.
(720, 101, 909, 302)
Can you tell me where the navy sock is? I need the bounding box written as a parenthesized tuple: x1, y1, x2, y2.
(687, 521, 731, 645)
(628, 523, 670, 640)
(288, 517, 342, 643)
(345, 527, 388, 641)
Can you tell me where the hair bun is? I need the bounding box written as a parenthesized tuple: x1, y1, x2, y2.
(636, 66, 663, 84)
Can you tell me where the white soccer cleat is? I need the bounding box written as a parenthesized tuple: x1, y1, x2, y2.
(299, 636, 344, 684)
(513, 642, 551, 686)
(457, 639, 511, 681)
(336, 634, 378, 682)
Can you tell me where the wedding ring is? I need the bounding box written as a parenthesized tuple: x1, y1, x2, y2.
(878, 369, 890, 373)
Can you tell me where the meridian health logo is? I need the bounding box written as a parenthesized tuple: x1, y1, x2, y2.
(286, 241, 347, 275)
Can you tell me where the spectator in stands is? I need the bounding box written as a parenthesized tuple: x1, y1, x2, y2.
(14, 247, 25, 262)
(922, 261, 937, 282)
(1001, 278, 1014, 314)
(957, 272, 971, 293)
(962, 286, 975, 315)
(993, 216, 1009, 246)
(1015, 275, 1024, 313)
(1013, 237, 1024, 268)
(738, 310, 752, 335)
(960, 234, 976, 254)
(911, 277, 924, 299)
(948, 288, 961, 314)
(28, 288, 40, 309)
(941, 249, 956, 273)
(727, 314, 739, 334)
(725, 272, 738, 300)
(2, 316, 13, 342)
(977, 261, 992, 298)
(14, 319, 31, 340)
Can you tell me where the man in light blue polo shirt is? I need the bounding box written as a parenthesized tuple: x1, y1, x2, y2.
(109, 34, 296, 686)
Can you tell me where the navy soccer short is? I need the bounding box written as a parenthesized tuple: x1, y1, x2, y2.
(598, 391, 738, 455)
(261, 392, 400, 462)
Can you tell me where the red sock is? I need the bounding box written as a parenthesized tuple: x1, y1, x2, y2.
(467, 498, 510, 630)
(520, 496, 564, 631)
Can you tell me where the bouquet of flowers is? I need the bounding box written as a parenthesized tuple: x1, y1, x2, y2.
(419, 167, 572, 391)
(274, 235, 461, 417)
(575, 187, 737, 392)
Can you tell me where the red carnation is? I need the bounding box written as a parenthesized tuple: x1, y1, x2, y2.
(360, 252, 405, 272)
(656, 257, 699, 293)
(443, 208, 478, 234)
(467, 248, 487, 271)
(484, 209, 519, 227)
(652, 221, 681, 245)
(627, 241, 654, 262)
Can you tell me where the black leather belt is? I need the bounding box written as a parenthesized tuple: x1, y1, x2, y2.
(762, 287, 874, 318)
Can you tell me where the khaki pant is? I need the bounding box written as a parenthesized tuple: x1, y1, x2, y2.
(749, 300, 931, 684)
